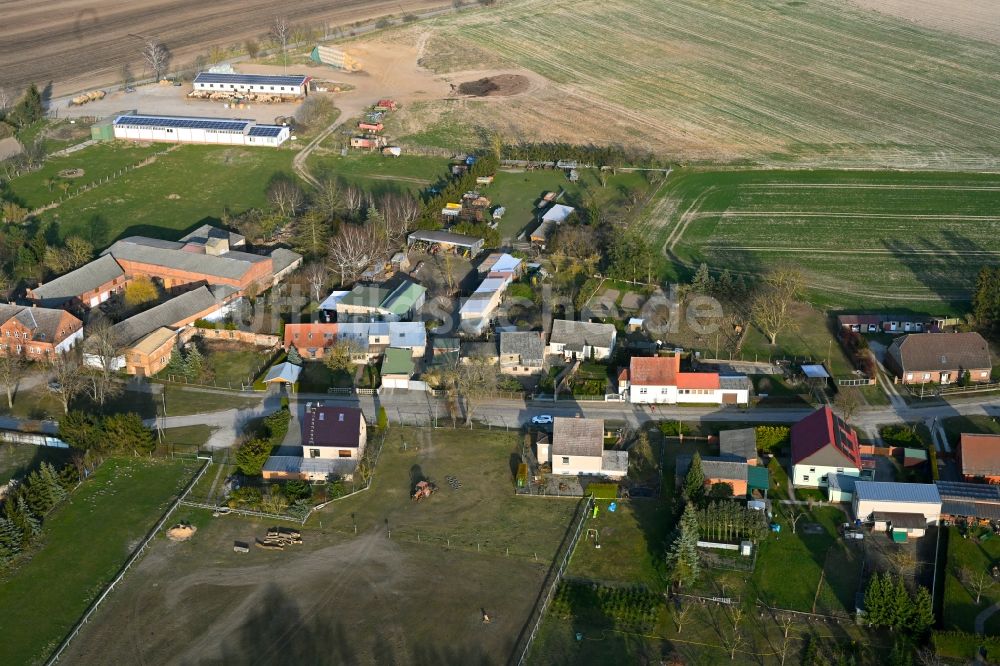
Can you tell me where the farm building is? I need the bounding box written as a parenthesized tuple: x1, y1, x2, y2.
(541, 204, 576, 225)
(459, 275, 514, 336)
(112, 115, 289, 147)
(959, 433, 1000, 483)
(0, 304, 83, 360)
(852, 481, 941, 538)
(407, 230, 484, 256)
(358, 121, 383, 133)
(310, 45, 362, 72)
(351, 135, 387, 151)
(790, 406, 862, 488)
(885, 331, 992, 385)
(937, 481, 1000, 522)
(836, 313, 956, 335)
(335, 279, 426, 322)
(479, 252, 523, 277)
(192, 72, 310, 97)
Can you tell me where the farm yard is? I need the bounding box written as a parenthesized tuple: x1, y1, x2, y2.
(643, 169, 1000, 310)
(399, 0, 1000, 168)
(58, 427, 581, 665)
(0, 0, 449, 98)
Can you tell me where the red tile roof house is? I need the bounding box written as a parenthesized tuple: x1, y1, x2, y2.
(618, 355, 750, 405)
(263, 405, 368, 482)
(790, 406, 862, 488)
(959, 433, 1000, 483)
(885, 331, 992, 385)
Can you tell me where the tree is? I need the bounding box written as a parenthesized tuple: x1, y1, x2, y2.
(665, 503, 700, 588)
(961, 566, 995, 605)
(124, 275, 158, 308)
(235, 437, 271, 476)
(0, 351, 25, 408)
(244, 38, 261, 59)
(64, 236, 94, 267)
(6, 84, 44, 128)
(83, 319, 125, 406)
(1, 201, 28, 224)
(324, 339, 361, 373)
(672, 601, 694, 634)
(303, 262, 328, 303)
(834, 388, 861, 423)
(286, 346, 303, 365)
(59, 410, 102, 451)
(690, 262, 714, 295)
(910, 586, 934, 638)
(142, 39, 170, 81)
(751, 266, 804, 345)
(311, 178, 346, 221)
(683, 451, 704, 501)
(270, 16, 291, 69)
(293, 212, 332, 259)
(777, 615, 796, 666)
(102, 413, 155, 455)
(50, 354, 85, 414)
(709, 481, 734, 499)
(184, 345, 205, 381)
(452, 355, 499, 426)
(328, 224, 376, 285)
(267, 178, 305, 219)
(973, 266, 1000, 336)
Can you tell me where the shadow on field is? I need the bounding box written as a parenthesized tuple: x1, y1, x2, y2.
(883, 230, 992, 307)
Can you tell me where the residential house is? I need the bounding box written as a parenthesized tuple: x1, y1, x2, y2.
(282, 321, 426, 361)
(0, 304, 83, 360)
(536, 417, 626, 479)
(619, 355, 751, 405)
(676, 455, 768, 498)
(852, 481, 941, 537)
(499, 331, 545, 375)
(959, 433, 1000, 483)
(885, 331, 992, 385)
(790, 406, 862, 488)
(262, 404, 367, 482)
(335, 279, 426, 322)
(547, 320, 617, 361)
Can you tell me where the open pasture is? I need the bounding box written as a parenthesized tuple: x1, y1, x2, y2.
(648, 169, 1000, 308)
(418, 0, 1000, 167)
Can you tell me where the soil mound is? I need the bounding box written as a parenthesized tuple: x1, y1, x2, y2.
(457, 74, 529, 97)
(166, 524, 197, 541)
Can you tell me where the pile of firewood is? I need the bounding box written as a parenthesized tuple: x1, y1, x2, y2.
(255, 527, 303, 550)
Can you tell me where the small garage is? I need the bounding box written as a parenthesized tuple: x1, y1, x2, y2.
(852, 481, 941, 530)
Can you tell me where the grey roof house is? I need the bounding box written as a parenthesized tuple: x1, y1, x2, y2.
(547, 320, 617, 360)
(499, 331, 545, 374)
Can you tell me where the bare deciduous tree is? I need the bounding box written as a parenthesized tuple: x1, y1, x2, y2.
(270, 17, 291, 69)
(327, 225, 375, 285)
(751, 266, 804, 345)
(344, 184, 365, 219)
(961, 566, 996, 604)
(267, 179, 305, 219)
(312, 178, 346, 221)
(777, 615, 795, 666)
(142, 39, 170, 81)
(303, 262, 328, 303)
(83, 320, 126, 406)
(834, 388, 862, 423)
(0, 351, 26, 408)
(50, 354, 86, 414)
(452, 356, 499, 426)
(672, 601, 694, 634)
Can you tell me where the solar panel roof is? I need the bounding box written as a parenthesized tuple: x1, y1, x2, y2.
(194, 72, 308, 86)
(115, 115, 250, 131)
(248, 126, 283, 138)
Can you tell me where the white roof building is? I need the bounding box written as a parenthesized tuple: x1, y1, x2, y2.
(541, 204, 575, 224)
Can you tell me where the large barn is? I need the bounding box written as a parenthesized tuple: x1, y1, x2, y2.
(112, 115, 289, 147)
(192, 72, 310, 97)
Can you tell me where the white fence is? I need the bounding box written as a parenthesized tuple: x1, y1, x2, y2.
(47, 459, 211, 664)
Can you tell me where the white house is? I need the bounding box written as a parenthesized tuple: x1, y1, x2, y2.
(790, 406, 862, 488)
(619, 355, 750, 405)
(193, 72, 310, 97)
(537, 417, 626, 478)
(853, 481, 941, 537)
(113, 114, 289, 147)
(459, 275, 513, 335)
(547, 320, 617, 361)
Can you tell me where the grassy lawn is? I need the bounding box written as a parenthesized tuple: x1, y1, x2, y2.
(940, 415, 1000, 450)
(298, 361, 353, 393)
(199, 346, 267, 389)
(0, 456, 200, 665)
(29, 144, 294, 246)
(767, 457, 790, 501)
(162, 425, 215, 451)
(0, 383, 260, 421)
(942, 526, 1000, 633)
(308, 152, 450, 194)
(311, 426, 580, 558)
(0, 443, 70, 486)
(648, 169, 1000, 310)
(487, 168, 652, 240)
(2, 142, 164, 210)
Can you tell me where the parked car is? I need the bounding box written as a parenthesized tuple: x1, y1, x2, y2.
(530, 414, 553, 425)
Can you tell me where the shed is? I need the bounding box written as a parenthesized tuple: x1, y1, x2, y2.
(263, 362, 302, 385)
(719, 428, 757, 464)
(827, 473, 859, 502)
(407, 230, 484, 255)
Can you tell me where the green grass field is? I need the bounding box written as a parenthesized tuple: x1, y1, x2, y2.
(643, 169, 1000, 310)
(942, 527, 1000, 633)
(0, 457, 199, 665)
(429, 0, 1000, 168)
(308, 152, 450, 195)
(0, 444, 70, 486)
(21, 144, 294, 245)
(2, 142, 164, 211)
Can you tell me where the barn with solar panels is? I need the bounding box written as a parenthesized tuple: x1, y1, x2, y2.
(112, 114, 289, 147)
(193, 72, 310, 97)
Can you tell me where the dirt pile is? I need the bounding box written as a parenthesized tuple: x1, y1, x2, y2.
(457, 74, 529, 97)
(166, 524, 197, 542)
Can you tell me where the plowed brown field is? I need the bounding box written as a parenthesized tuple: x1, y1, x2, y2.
(0, 0, 446, 97)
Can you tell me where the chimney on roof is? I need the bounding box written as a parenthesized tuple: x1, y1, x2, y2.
(339, 413, 344, 422)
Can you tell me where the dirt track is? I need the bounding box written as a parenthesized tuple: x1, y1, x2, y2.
(0, 0, 447, 98)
